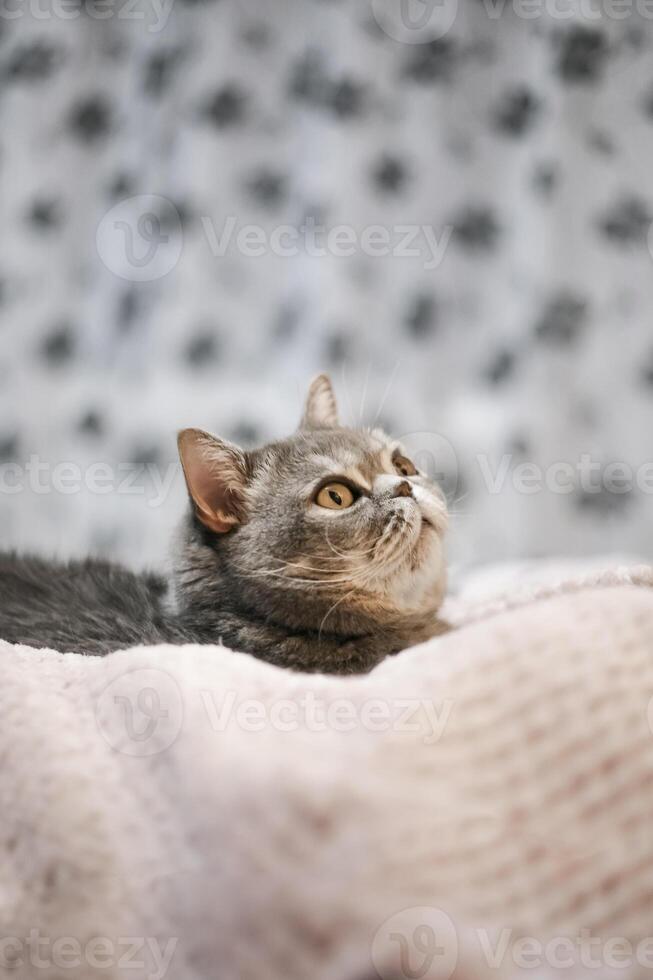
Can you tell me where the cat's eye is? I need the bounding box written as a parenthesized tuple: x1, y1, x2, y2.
(393, 452, 417, 478)
(315, 482, 355, 510)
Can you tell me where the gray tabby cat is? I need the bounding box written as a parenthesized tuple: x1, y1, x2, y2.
(0, 376, 449, 673)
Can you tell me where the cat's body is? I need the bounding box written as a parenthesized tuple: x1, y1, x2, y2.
(0, 377, 449, 673)
(0, 553, 186, 654)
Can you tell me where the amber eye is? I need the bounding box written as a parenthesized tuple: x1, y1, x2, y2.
(315, 482, 355, 510)
(393, 453, 417, 478)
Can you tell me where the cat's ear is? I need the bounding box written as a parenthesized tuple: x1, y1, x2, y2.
(177, 429, 248, 534)
(300, 374, 339, 429)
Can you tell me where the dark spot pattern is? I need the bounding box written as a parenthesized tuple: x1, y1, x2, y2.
(641, 353, 653, 389)
(402, 39, 456, 84)
(130, 445, 162, 468)
(372, 155, 408, 194)
(556, 27, 608, 84)
(0, 434, 19, 462)
(4, 7, 653, 568)
(289, 50, 327, 104)
(27, 198, 61, 230)
(68, 96, 112, 142)
(273, 304, 301, 341)
(485, 349, 515, 385)
(588, 130, 614, 156)
(534, 294, 587, 345)
(185, 333, 219, 366)
(405, 293, 437, 339)
(329, 78, 365, 119)
(78, 410, 104, 437)
(507, 435, 530, 459)
(229, 422, 261, 447)
(108, 173, 134, 199)
(117, 290, 139, 332)
(40, 323, 76, 365)
(575, 485, 632, 516)
(598, 197, 651, 245)
(451, 206, 500, 251)
(241, 23, 270, 49)
(144, 49, 181, 97)
(532, 162, 557, 197)
(324, 331, 350, 366)
(245, 169, 287, 207)
(200, 84, 248, 128)
(289, 52, 364, 119)
(6, 41, 62, 82)
(493, 88, 540, 137)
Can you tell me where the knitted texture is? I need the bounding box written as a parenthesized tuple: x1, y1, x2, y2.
(2, 569, 653, 979)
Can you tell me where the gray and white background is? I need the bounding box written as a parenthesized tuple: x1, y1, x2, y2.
(2, 0, 653, 576)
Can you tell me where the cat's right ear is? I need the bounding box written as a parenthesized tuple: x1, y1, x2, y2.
(300, 373, 339, 429)
(177, 429, 248, 534)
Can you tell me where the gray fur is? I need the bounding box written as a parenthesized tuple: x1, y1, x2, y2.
(0, 377, 449, 673)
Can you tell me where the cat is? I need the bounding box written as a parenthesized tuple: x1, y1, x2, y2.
(0, 375, 449, 673)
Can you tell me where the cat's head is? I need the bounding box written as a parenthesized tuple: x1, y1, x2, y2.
(175, 375, 448, 632)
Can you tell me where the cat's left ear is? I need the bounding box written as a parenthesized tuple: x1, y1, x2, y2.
(300, 374, 339, 429)
(177, 429, 248, 534)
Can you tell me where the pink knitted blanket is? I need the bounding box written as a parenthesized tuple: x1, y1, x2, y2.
(2, 565, 653, 979)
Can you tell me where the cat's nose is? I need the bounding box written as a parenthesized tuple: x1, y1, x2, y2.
(392, 480, 413, 499)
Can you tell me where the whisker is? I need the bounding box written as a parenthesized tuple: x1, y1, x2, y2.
(448, 491, 469, 509)
(339, 362, 357, 426)
(318, 587, 359, 637)
(371, 360, 401, 428)
(358, 363, 370, 426)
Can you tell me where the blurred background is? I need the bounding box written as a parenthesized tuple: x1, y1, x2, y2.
(2, 0, 653, 577)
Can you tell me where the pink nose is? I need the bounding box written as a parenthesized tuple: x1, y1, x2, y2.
(392, 480, 413, 499)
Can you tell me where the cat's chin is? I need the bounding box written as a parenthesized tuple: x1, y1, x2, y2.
(379, 526, 447, 617)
